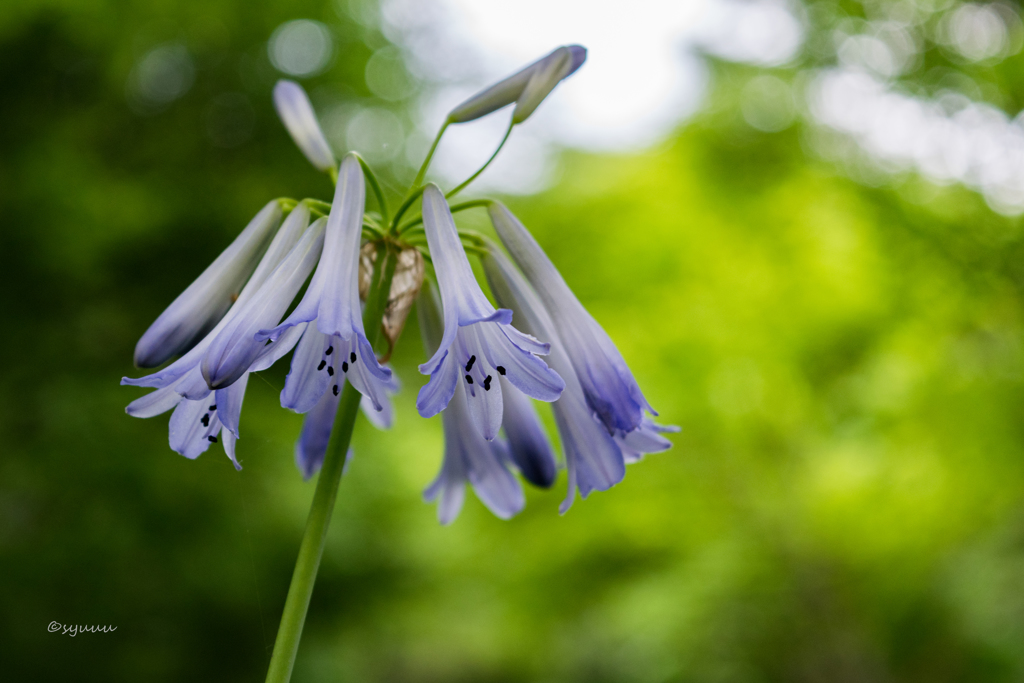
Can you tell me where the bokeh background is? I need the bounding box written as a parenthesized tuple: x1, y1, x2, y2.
(4, 0, 1024, 681)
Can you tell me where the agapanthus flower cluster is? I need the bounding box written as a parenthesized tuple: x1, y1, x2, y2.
(123, 44, 675, 523)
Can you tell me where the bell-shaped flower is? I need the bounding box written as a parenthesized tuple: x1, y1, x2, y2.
(446, 45, 586, 125)
(257, 153, 394, 411)
(280, 321, 394, 424)
(124, 206, 317, 466)
(133, 201, 283, 368)
(123, 202, 313, 397)
(488, 202, 656, 436)
(201, 216, 328, 390)
(292, 365, 400, 480)
(482, 248, 677, 512)
(418, 282, 524, 524)
(273, 80, 336, 173)
(416, 184, 564, 442)
(125, 322, 305, 469)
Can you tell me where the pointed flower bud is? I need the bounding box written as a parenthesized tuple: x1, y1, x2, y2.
(273, 80, 336, 172)
(133, 201, 283, 368)
(418, 282, 524, 524)
(447, 45, 586, 124)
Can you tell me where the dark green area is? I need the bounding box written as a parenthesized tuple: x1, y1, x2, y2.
(3, 1, 1024, 681)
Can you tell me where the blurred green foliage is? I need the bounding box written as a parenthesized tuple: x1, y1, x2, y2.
(4, 1, 1024, 682)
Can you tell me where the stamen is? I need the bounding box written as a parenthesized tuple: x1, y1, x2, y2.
(466, 354, 476, 372)
(208, 435, 218, 443)
(200, 414, 210, 427)
(333, 384, 339, 396)
(350, 351, 357, 363)
(326, 346, 334, 355)
(317, 360, 327, 371)
(483, 375, 492, 391)
(209, 404, 217, 410)
(327, 366, 334, 376)
(496, 366, 506, 375)
(342, 361, 349, 372)
(465, 375, 474, 384)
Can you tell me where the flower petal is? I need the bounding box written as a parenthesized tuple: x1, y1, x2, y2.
(168, 397, 222, 460)
(456, 326, 504, 441)
(449, 384, 524, 519)
(222, 429, 241, 471)
(489, 202, 654, 434)
(478, 323, 564, 402)
(124, 203, 306, 387)
(281, 323, 332, 413)
(415, 283, 459, 417)
(251, 322, 306, 372)
(134, 201, 282, 367)
(273, 80, 336, 172)
(416, 352, 460, 419)
(125, 384, 184, 418)
(294, 386, 342, 480)
(616, 418, 680, 463)
(500, 377, 557, 488)
(215, 374, 249, 439)
(316, 154, 369, 341)
(423, 444, 467, 526)
(483, 247, 630, 511)
(418, 185, 506, 375)
(343, 333, 393, 412)
(201, 217, 326, 390)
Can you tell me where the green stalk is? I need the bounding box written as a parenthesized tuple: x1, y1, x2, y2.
(390, 185, 426, 234)
(353, 154, 391, 226)
(264, 244, 398, 683)
(411, 120, 450, 190)
(396, 199, 493, 234)
(446, 120, 513, 200)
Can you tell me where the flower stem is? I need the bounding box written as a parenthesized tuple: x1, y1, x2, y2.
(353, 154, 391, 226)
(263, 245, 397, 683)
(396, 199, 493, 233)
(446, 119, 513, 200)
(411, 120, 450, 190)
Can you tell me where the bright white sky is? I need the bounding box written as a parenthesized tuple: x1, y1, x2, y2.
(379, 0, 803, 191)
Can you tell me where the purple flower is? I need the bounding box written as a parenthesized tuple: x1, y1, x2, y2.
(447, 45, 587, 124)
(292, 362, 399, 480)
(273, 80, 336, 173)
(133, 201, 283, 368)
(418, 282, 524, 524)
(125, 323, 305, 469)
(488, 202, 657, 437)
(123, 205, 320, 466)
(482, 247, 677, 512)
(499, 378, 558, 488)
(415, 184, 564, 442)
(201, 217, 328, 390)
(257, 153, 394, 412)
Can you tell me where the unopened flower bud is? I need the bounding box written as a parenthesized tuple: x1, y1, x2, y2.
(447, 45, 586, 125)
(273, 80, 336, 172)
